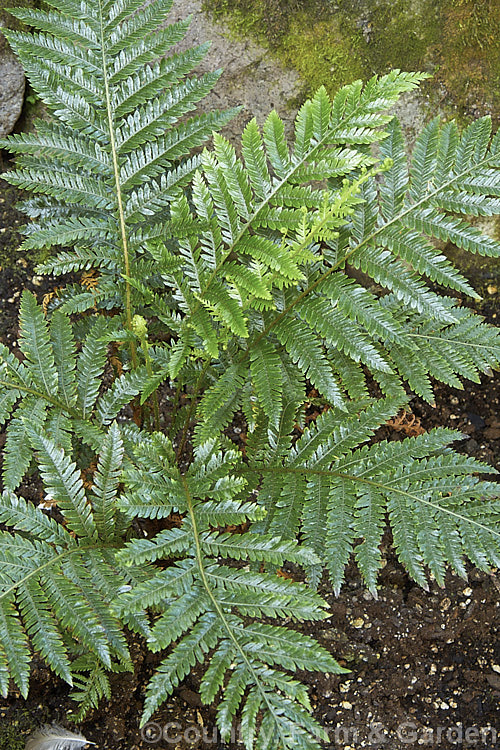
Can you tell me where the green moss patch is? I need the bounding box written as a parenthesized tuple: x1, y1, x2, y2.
(437, 0, 500, 125)
(0, 706, 42, 750)
(203, 0, 500, 125)
(280, 12, 365, 97)
(359, 0, 440, 76)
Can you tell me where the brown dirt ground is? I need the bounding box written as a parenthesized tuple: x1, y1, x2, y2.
(0, 161, 499, 750)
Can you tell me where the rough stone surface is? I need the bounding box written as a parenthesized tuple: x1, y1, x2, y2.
(0, 31, 25, 138)
(165, 0, 302, 143)
(165, 1, 427, 148)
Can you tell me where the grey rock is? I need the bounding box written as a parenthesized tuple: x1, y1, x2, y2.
(165, 1, 427, 149)
(165, 0, 302, 144)
(0, 31, 25, 138)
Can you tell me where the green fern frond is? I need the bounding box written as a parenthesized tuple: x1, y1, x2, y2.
(0, 342, 32, 394)
(112, 436, 344, 746)
(144, 76, 500, 422)
(406, 209, 500, 257)
(63, 555, 131, 664)
(0, 419, 152, 699)
(0, 594, 32, 697)
(117, 527, 192, 567)
(381, 296, 500, 398)
(146, 75, 426, 366)
(113, 561, 197, 613)
(41, 566, 114, 667)
(16, 580, 73, 684)
(1, 0, 500, 737)
(249, 427, 499, 594)
(0, 296, 158, 494)
(273, 315, 345, 409)
(89, 423, 124, 542)
(69, 658, 112, 722)
(0, 491, 75, 546)
(196, 362, 247, 441)
(1, 0, 236, 321)
(249, 341, 283, 425)
(22, 216, 117, 252)
(2, 398, 48, 490)
(76, 318, 110, 419)
(45, 410, 73, 454)
(113, 42, 211, 116)
(4, 122, 111, 174)
(96, 367, 148, 425)
(50, 310, 78, 410)
(147, 589, 209, 651)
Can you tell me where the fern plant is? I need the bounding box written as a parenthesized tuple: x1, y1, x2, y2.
(0, 0, 500, 747)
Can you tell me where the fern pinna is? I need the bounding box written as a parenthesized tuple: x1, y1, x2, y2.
(1, 0, 500, 746)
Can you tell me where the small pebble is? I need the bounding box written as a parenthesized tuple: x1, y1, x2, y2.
(352, 617, 364, 628)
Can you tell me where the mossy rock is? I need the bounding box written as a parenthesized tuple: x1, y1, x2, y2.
(280, 11, 365, 97)
(203, 0, 500, 125)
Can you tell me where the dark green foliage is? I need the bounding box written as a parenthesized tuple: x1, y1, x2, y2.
(0, 289, 148, 488)
(0, 0, 499, 747)
(114, 433, 344, 744)
(0, 423, 150, 695)
(2, 0, 236, 320)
